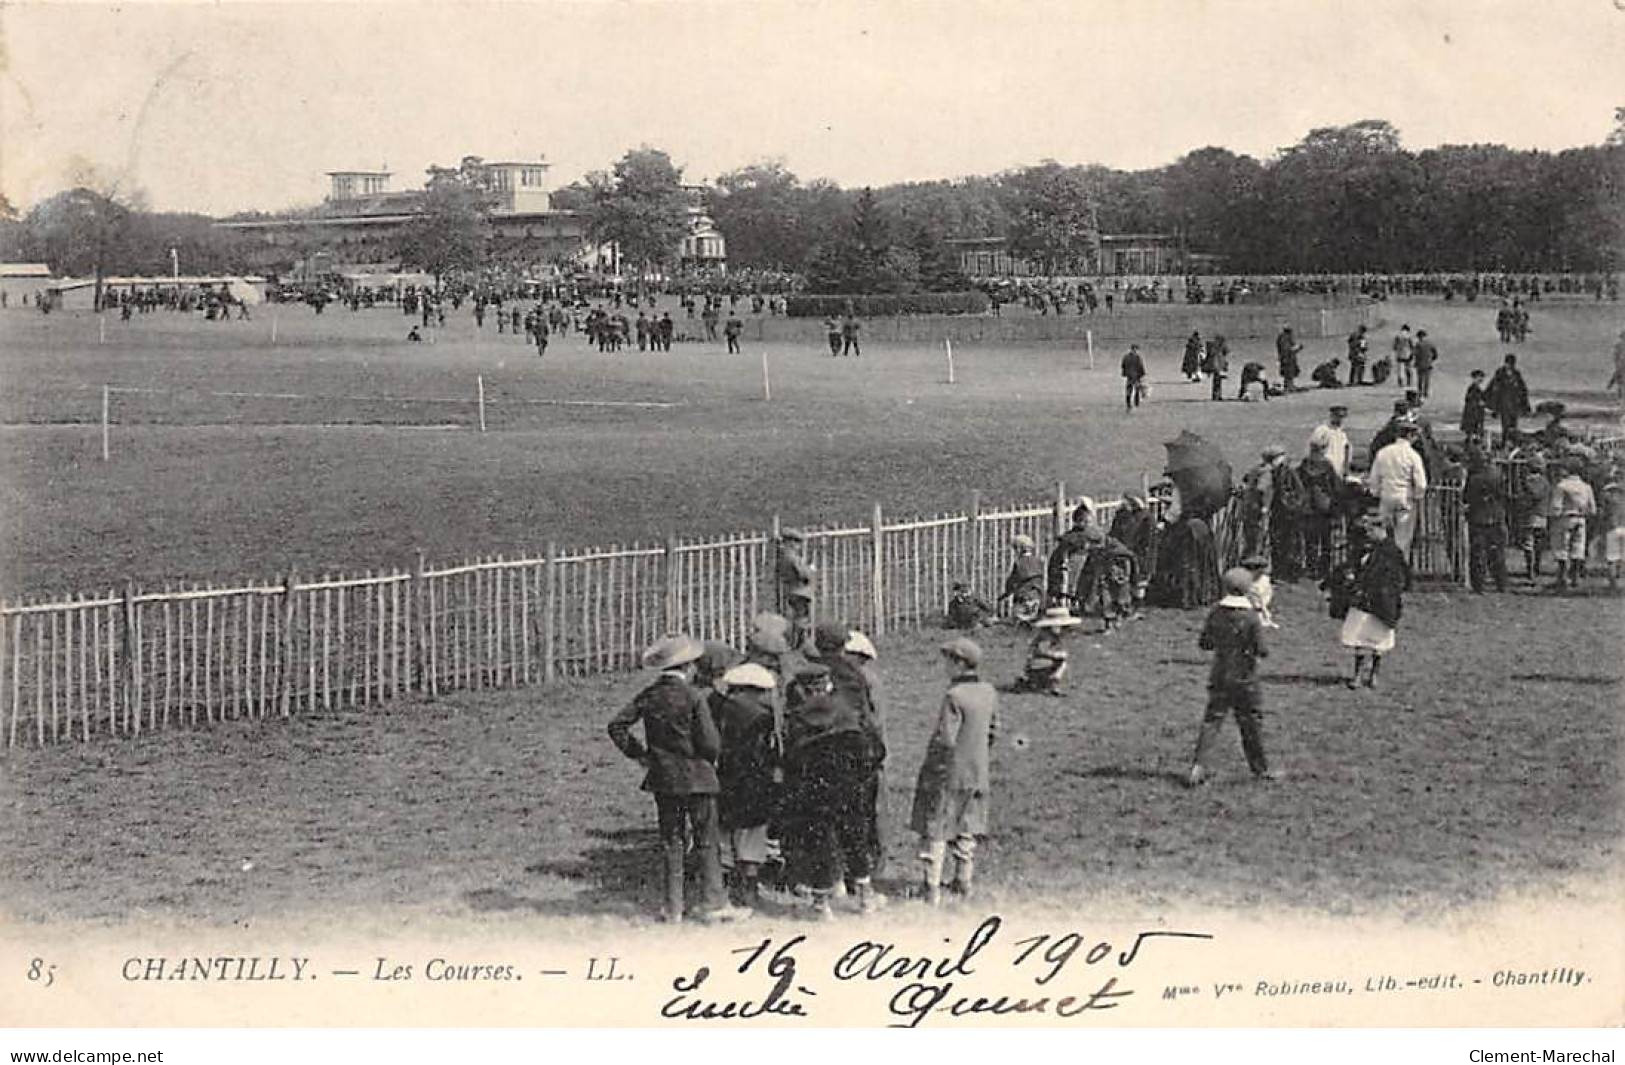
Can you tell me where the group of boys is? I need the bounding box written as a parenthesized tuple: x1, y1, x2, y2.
(608, 613, 998, 922)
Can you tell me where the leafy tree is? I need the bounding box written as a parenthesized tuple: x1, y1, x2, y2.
(24, 187, 134, 308)
(1002, 162, 1098, 274)
(708, 161, 809, 270)
(394, 169, 493, 288)
(584, 148, 691, 279)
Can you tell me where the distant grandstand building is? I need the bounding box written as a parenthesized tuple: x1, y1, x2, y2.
(947, 233, 1221, 278)
(218, 157, 725, 282)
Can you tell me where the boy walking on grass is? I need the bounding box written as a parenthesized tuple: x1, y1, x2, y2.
(911, 637, 998, 905)
(1185, 568, 1279, 787)
(608, 635, 752, 924)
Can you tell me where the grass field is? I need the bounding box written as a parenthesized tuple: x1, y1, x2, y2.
(1, 579, 1618, 924)
(0, 297, 1618, 598)
(0, 295, 1619, 928)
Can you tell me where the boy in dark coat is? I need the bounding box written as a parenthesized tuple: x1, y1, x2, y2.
(782, 663, 883, 917)
(713, 663, 781, 907)
(947, 580, 994, 628)
(607, 635, 750, 923)
(1186, 568, 1277, 787)
(1463, 453, 1509, 593)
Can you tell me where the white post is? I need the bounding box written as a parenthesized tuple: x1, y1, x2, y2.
(99, 315, 106, 345)
(1086, 329, 1095, 370)
(101, 385, 110, 462)
(761, 349, 771, 402)
(945, 338, 956, 384)
(477, 375, 487, 432)
(270, 309, 278, 345)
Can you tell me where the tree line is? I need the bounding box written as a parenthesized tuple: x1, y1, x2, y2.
(1, 117, 1618, 294)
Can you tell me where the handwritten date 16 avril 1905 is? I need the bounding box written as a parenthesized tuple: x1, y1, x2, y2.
(660, 916, 1214, 1027)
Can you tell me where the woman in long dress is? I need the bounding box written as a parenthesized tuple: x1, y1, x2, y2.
(1337, 516, 1408, 689)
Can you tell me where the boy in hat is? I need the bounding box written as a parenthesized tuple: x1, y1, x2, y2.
(782, 661, 884, 917)
(713, 663, 781, 907)
(1239, 554, 1279, 628)
(1185, 568, 1276, 787)
(1000, 534, 1046, 623)
(844, 629, 888, 876)
(947, 580, 995, 629)
(911, 638, 999, 904)
(607, 635, 751, 923)
(1014, 606, 1080, 695)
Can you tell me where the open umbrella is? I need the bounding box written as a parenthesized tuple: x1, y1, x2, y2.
(227, 279, 264, 306)
(1164, 430, 1232, 519)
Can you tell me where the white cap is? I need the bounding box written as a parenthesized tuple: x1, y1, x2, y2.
(844, 631, 877, 660)
(720, 663, 777, 690)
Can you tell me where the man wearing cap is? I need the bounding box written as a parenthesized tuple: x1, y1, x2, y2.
(775, 530, 815, 649)
(1298, 439, 1341, 580)
(1462, 451, 1509, 594)
(607, 635, 749, 923)
(1309, 405, 1353, 479)
(1485, 353, 1531, 441)
(1461, 369, 1490, 444)
(1120, 343, 1147, 411)
(1346, 324, 1369, 386)
(1392, 324, 1415, 389)
(1276, 326, 1304, 392)
(1411, 329, 1440, 400)
(911, 637, 998, 904)
(1366, 421, 1428, 556)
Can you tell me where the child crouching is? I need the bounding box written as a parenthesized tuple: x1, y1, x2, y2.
(1013, 606, 1081, 695)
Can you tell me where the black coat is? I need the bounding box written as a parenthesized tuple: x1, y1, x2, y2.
(712, 688, 779, 829)
(607, 674, 720, 795)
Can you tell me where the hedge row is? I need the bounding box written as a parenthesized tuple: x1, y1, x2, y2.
(786, 292, 990, 318)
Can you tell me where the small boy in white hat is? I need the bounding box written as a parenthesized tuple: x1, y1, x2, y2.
(1013, 606, 1081, 696)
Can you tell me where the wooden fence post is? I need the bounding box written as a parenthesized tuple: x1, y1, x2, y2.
(663, 536, 680, 634)
(121, 582, 138, 735)
(413, 550, 431, 697)
(770, 514, 782, 615)
(870, 502, 885, 636)
(542, 541, 557, 683)
(969, 490, 983, 595)
(1052, 480, 1068, 539)
(278, 569, 297, 718)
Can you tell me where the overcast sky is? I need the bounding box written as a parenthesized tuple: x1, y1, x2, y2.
(3, 0, 1621, 216)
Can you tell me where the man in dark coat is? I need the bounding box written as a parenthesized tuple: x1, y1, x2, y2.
(1346, 325, 1369, 386)
(607, 635, 749, 923)
(1297, 440, 1341, 580)
(1485, 353, 1531, 440)
(1182, 330, 1204, 381)
(1275, 326, 1303, 392)
(1203, 335, 1229, 400)
(1463, 453, 1509, 593)
(1412, 329, 1440, 399)
(1121, 343, 1147, 411)
(1461, 369, 1489, 443)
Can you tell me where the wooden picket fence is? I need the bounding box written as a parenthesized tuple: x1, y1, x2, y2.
(0, 484, 1473, 750)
